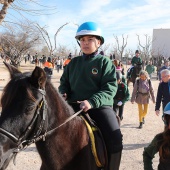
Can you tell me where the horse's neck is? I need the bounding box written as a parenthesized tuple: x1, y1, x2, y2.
(36, 114, 89, 169)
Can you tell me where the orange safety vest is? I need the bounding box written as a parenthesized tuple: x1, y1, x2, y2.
(63, 59, 71, 66)
(43, 62, 53, 68)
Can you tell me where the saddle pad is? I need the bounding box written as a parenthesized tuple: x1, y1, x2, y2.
(81, 116, 107, 168)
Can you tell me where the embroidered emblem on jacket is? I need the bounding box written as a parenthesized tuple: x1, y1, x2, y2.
(92, 68, 98, 75)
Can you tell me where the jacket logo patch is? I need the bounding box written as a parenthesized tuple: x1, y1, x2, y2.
(92, 68, 98, 75)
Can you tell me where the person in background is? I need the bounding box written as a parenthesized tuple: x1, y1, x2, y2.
(155, 69, 170, 116)
(145, 61, 155, 79)
(119, 61, 125, 76)
(58, 21, 123, 170)
(99, 50, 104, 55)
(63, 54, 72, 69)
(116, 66, 126, 84)
(143, 102, 170, 170)
(34, 52, 39, 66)
(127, 50, 142, 79)
(158, 60, 170, 81)
(113, 60, 126, 84)
(113, 72, 130, 121)
(60, 58, 64, 70)
(55, 57, 61, 73)
(113, 59, 119, 68)
(131, 70, 155, 129)
(43, 57, 54, 80)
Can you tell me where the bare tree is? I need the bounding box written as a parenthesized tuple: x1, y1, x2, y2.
(124, 49, 134, 67)
(55, 44, 71, 58)
(100, 43, 110, 55)
(136, 34, 152, 65)
(113, 34, 128, 61)
(41, 46, 49, 57)
(0, 0, 57, 25)
(0, 0, 14, 24)
(36, 23, 69, 56)
(72, 44, 79, 57)
(0, 22, 40, 66)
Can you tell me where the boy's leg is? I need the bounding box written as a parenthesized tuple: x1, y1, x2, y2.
(88, 107, 123, 170)
(118, 105, 124, 120)
(113, 104, 119, 116)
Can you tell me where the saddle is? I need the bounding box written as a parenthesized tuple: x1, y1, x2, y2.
(80, 113, 108, 169)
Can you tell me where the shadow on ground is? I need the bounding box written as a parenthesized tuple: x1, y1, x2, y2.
(123, 143, 149, 150)
(121, 123, 139, 129)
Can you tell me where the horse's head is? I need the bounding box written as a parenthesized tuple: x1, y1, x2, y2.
(134, 62, 143, 76)
(0, 62, 47, 169)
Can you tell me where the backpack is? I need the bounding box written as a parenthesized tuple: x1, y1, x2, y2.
(136, 79, 151, 95)
(114, 82, 126, 100)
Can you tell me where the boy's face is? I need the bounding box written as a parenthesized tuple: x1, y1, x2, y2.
(135, 53, 140, 57)
(79, 35, 101, 54)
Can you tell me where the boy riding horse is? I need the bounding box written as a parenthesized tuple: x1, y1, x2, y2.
(127, 50, 142, 78)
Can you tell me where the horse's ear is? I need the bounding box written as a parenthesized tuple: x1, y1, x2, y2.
(30, 66, 46, 89)
(4, 62, 22, 79)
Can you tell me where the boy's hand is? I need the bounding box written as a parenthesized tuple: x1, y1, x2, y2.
(78, 100, 92, 112)
(62, 93, 67, 100)
(117, 101, 123, 106)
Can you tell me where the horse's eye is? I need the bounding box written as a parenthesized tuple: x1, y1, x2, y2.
(26, 105, 35, 112)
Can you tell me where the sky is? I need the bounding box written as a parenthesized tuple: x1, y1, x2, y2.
(2, 0, 170, 54)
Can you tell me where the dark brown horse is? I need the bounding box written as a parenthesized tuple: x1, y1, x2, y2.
(127, 62, 143, 86)
(0, 63, 103, 170)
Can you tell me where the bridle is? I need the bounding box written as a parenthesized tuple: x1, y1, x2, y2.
(0, 88, 82, 165)
(134, 63, 142, 76)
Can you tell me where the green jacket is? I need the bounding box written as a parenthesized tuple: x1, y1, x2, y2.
(131, 56, 142, 65)
(58, 54, 118, 108)
(113, 82, 130, 104)
(143, 133, 170, 170)
(145, 65, 155, 74)
(122, 75, 126, 84)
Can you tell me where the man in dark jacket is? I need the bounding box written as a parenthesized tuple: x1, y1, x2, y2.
(158, 60, 170, 81)
(155, 69, 170, 116)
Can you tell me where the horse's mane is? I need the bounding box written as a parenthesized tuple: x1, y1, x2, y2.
(44, 81, 75, 117)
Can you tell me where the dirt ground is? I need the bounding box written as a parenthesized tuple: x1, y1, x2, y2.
(0, 59, 163, 170)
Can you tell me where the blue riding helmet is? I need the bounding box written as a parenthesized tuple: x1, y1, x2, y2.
(164, 102, 170, 115)
(162, 102, 170, 125)
(75, 22, 104, 45)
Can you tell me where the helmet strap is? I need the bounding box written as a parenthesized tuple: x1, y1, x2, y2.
(77, 40, 80, 46)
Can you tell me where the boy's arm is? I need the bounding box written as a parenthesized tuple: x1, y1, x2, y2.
(122, 84, 130, 104)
